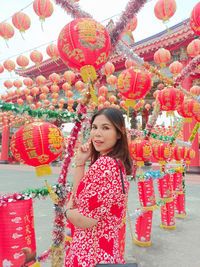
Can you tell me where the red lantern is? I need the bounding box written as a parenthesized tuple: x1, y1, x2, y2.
(33, 0, 54, 21)
(59, 98, 65, 105)
(99, 86, 108, 97)
(75, 81, 85, 91)
(16, 55, 29, 69)
(109, 95, 116, 104)
(103, 62, 115, 76)
(184, 148, 195, 165)
(125, 59, 135, 69)
(46, 44, 59, 61)
(145, 103, 151, 111)
(30, 104, 36, 109)
(40, 93, 47, 101)
(129, 139, 152, 166)
(51, 99, 57, 105)
(152, 143, 172, 165)
(0, 22, 14, 41)
(41, 85, 49, 94)
(31, 87, 40, 97)
(23, 78, 34, 88)
(50, 85, 59, 93)
(154, 48, 171, 68)
(157, 87, 184, 112)
(57, 18, 111, 82)
(127, 17, 137, 31)
(13, 79, 23, 90)
(98, 96, 106, 104)
(68, 98, 74, 106)
(51, 92, 59, 99)
(0, 64, 4, 73)
(177, 98, 198, 122)
(117, 68, 152, 100)
(10, 122, 65, 176)
(169, 61, 183, 76)
(190, 85, 200, 96)
(26, 95, 33, 103)
(63, 71, 75, 84)
(22, 88, 30, 96)
(154, 0, 176, 22)
(4, 80, 13, 89)
(172, 146, 186, 163)
(36, 75, 46, 86)
(3, 60, 15, 72)
(65, 91, 73, 98)
(12, 12, 31, 34)
(44, 99, 50, 106)
(190, 2, 200, 36)
(17, 98, 24, 106)
(106, 75, 117, 87)
(30, 50, 43, 66)
(62, 82, 72, 92)
(1, 94, 7, 101)
(37, 101, 43, 108)
(187, 39, 200, 58)
(49, 72, 60, 84)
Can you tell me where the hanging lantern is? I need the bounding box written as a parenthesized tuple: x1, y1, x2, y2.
(177, 98, 198, 122)
(44, 99, 50, 106)
(65, 91, 73, 98)
(36, 101, 43, 109)
(172, 146, 186, 164)
(26, 95, 33, 103)
(22, 88, 30, 96)
(127, 17, 138, 31)
(49, 105, 55, 110)
(99, 86, 108, 97)
(23, 78, 34, 88)
(187, 39, 200, 58)
(17, 98, 24, 106)
(109, 95, 116, 104)
(184, 148, 195, 165)
(190, 2, 200, 36)
(154, 48, 171, 68)
(117, 68, 152, 105)
(49, 72, 60, 84)
(16, 55, 29, 70)
(4, 80, 13, 90)
(103, 62, 115, 76)
(31, 87, 40, 97)
(169, 61, 183, 76)
(75, 81, 85, 91)
(190, 85, 200, 96)
(63, 70, 75, 84)
(30, 50, 43, 67)
(106, 75, 117, 87)
(1, 94, 7, 101)
(33, 0, 54, 26)
(98, 96, 106, 104)
(30, 104, 36, 109)
(10, 122, 65, 176)
(36, 75, 46, 86)
(62, 82, 71, 92)
(50, 85, 59, 93)
(3, 60, 15, 72)
(12, 12, 31, 37)
(125, 59, 135, 69)
(0, 22, 14, 46)
(145, 103, 151, 111)
(129, 139, 152, 166)
(51, 98, 58, 105)
(152, 143, 172, 165)
(0, 64, 4, 73)
(157, 87, 184, 113)
(154, 0, 176, 23)
(40, 93, 47, 101)
(57, 18, 111, 82)
(13, 80, 23, 90)
(41, 85, 49, 94)
(46, 43, 59, 62)
(51, 92, 59, 99)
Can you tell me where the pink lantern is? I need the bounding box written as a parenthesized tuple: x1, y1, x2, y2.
(0, 22, 15, 42)
(23, 78, 34, 88)
(154, 48, 171, 68)
(12, 12, 31, 34)
(190, 85, 200, 96)
(103, 62, 115, 76)
(0, 64, 4, 73)
(31, 87, 40, 97)
(154, 0, 176, 23)
(30, 50, 43, 66)
(63, 71, 75, 84)
(127, 17, 137, 31)
(17, 98, 24, 106)
(41, 85, 49, 94)
(33, 0, 54, 22)
(75, 81, 85, 91)
(50, 85, 59, 93)
(3, 60, 15, 72)
(46, 44, 59, 61)
(62, 82, 71, 92)
(106, 75, 117, 87)
(16, 55, 29, 70)
(49, 72, 60, 84)
(169, 61, 183, 76)
(187, 39, 200, 58)
(4, 80, 13, 90)
(109, 95, 116, 103)
(13, 80, 23, 90)
(36, 75, 46, 86)
(99, 86, 108, 97)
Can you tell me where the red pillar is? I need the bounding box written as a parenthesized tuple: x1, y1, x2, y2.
(1, 118, 10, 163)
(181, 77, 199, 167)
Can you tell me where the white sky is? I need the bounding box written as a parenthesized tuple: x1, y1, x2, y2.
(0, 0, 199, 107)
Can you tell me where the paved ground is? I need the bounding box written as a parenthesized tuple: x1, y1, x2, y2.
(0, 163, 200, 267)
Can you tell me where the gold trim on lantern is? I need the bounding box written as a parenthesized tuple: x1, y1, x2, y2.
(160, 224, 176, 230)
(173, 191, 183, 195)
(159, 197, 173, 203)
(175, 213, 186, 218)
(80, 65, 97, 82)
(140, 204, 158, 211)
(133, 237, 151, 247)
(125, 99, 136, 108)
(35, 164, 52, 177)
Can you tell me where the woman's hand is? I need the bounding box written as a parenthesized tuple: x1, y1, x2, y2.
(76, 140, 91, 165)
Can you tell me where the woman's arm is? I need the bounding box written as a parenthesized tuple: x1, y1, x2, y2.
(65, 208, 98, 229)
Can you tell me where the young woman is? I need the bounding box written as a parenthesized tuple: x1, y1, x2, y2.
(65, 107, 133, 266)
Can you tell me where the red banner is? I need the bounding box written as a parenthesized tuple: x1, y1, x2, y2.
(0, 198, 36, 266)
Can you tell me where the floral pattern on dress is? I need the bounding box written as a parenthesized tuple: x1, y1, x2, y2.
(65, 156, 129, 267)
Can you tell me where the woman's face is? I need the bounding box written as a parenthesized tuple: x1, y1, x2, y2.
(90, 114, 120, 155)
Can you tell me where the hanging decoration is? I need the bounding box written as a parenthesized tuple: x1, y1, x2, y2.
(190, 2, 200, 36)
(187, 39, 200, 58)
(23, 78, 34, 88)
(152, 143, 172, 166)
(3, 59, 16, 72)
(16, 55, 29, 70)
(12, 12, 31, 39)
(0, 22, 15, 47)
(46, 43, 60, 63)
(10, 122, 65, 177)
(0, 64, 4, 73)
(33, 0, 54, 30)
(169, 61, 183, 76)
(4, 80, 13, 90)
(30, 50, 43, 69)
(129, 139, 152, 167)
(154, 48, 171, 68)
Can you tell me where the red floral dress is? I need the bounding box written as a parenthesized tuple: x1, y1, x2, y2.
(65, 156, 129, 267)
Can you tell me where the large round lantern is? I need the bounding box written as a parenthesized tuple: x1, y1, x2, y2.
(3, 60, 15, 72)
(177, 98, 198, 122)
(187, 39, 200, 58)
(4, 80, 13, 90)
(157, 87, 184, 112)
(23, 78, 34, 88)
(12, 12, 31, 34)
(46, 44, 59, 61)
(16, 55, 29, 69)
(169, 61, 183, 76)
(0, 22, 15, 43)
(10, 122, 65, 177)
(129, 139, 152, 166)
(152, 143, 172, 165)
(154, 48, 171, 68)
(190, 2, 200, 36)
(57, 18, 111, 82)
(117, 68, 152, 101)
(33, 0, 54, 22)
(30, 50, 43, 67)
(154, 0, 176, 23)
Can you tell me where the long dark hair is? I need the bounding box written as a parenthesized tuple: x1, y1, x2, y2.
(90, 107, 133, 175)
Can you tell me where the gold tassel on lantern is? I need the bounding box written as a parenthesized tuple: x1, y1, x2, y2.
(45, 180, 60, 204)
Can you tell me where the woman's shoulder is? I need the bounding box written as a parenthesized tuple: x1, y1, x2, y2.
(94, 155, 118, 167)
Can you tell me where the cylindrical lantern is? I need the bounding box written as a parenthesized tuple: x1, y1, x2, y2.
(129, 139, 152, 166)
(157, 174, 173, 199)
(174, 193, 186, 218)
(10, 122, 65, 177)
(160, 200, 176, 229)
(137, 178, 156, 208)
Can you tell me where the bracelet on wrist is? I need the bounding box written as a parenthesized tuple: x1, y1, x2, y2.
(64, 208, 72, 220)
(75, 163, 86, 167)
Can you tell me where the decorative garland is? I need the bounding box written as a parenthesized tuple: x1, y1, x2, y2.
(0, 101, 82, 122)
